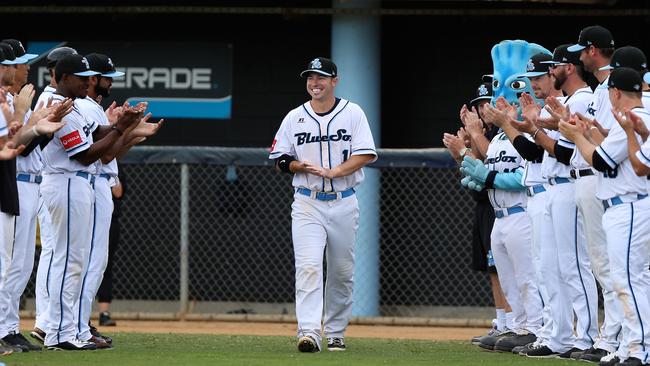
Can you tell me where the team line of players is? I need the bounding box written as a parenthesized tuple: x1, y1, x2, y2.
(0, 41, 162, 352)
(444, 25, 650, 366)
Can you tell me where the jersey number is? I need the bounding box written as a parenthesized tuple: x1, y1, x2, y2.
(603, 167, 618, 179)
(342, 149, 349, 162)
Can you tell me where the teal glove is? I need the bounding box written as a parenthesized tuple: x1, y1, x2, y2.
(460, 175, 485, 191)
(460, 156, 490, 183)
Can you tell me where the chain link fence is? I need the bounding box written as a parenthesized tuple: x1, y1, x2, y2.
(25, 147, 493, 318)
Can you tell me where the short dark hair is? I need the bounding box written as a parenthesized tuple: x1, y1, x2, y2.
(55, 71, 63, 84)
(573, 64, 585, 81)
(600, 47, 615, 58)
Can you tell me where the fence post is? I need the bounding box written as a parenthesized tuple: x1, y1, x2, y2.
(179, 163, 190, 318)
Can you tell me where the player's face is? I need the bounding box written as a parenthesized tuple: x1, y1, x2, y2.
(608, 87, 620, 108)
(94, 76, 113, 98)
(306, 73, 337, 101)
(550, 64, 568, 91)
(476, 100, 489, 120)
(0, 65, 16, 86)
(13, 63, 29, 88)
(530, 74, 552, 99)
(579, 47, 595, 72)
(70, 75, 91, 99)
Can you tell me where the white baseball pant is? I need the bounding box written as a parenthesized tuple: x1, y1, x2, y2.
(0, 179, 40, 338)
(576, 175, 622, 353)
(490, 210, 543, 334)
(76, 176, 113, 341)
(291, 192, 359, 348)
(605, 199, 650, 363)
(34, 195, 55, 332)
(41, 174, 94, 346)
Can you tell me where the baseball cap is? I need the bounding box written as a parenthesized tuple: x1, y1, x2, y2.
(300, 57, 337, 78)
(567, 25, 615, 52)
(469, 81, 493, 106)
(85, 53, 125, 78)
(55, 54, 100, 77)
(600, 46, 647, 71)
(0, 42, 19, 65)
(520, 53, 553, 78)
(607, 67, 642, 92)
(541, 44, 582, 66)
(47, 46, 77, 69)
(1, 39, 37, 64)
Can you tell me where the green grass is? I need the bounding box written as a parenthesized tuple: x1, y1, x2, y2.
(5, 333, 579, 366)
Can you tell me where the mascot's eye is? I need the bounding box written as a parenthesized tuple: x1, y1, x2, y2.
(492, 80, 500, 89)
(510, 80, 527, 90)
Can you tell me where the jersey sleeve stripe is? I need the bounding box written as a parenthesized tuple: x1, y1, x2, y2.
(269, 151, 287, 159)
(351, 148, 377, 155)
(596, 146, 617, 169)
(66, 141, 90, 155)
(636, 150, 650, 168)
(558, 138, 575, 148)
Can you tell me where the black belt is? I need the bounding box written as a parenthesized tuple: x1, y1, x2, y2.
(570, 168, 595, 179)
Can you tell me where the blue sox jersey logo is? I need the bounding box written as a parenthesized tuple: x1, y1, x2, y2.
(486, 151, 517, 164)
(586, 101, 596, 116)
(295, 129, 351, 146)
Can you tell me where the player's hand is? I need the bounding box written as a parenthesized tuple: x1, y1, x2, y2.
(303, 160, 334, 179)
(611, 106, 633, 131)
(35, 116, 66, 136)
(495, 96, 517, 120)
(48, 98, 74, 123)
(459, 104, 469, 126)
(130, 113, 164, 138)
(0, 140, 25, 160)
(13, 84, 35, 119)
(481, 103, 508, 128)
(558, 115, 582, 141)
(463, 107, 483, 137)
(626, 110, 650, 142)
(442, 132, 464, 160)
(8, 121, 22, 137)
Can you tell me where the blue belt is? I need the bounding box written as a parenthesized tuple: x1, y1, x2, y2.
(602, 194, 648, 210)
(494, 206, 525, 219)
(297, 187, 355, 201)
(527, 184, 546, 197)
(76, 171, 96, 185)
(98, 173, 111, 180)
(548, 177, 571, 185)
(16, 173, 42, 184)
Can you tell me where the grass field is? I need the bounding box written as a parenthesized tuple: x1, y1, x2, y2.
(3, 332, 580, 366)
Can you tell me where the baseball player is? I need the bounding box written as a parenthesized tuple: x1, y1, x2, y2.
(269, 57, 377, 353)
(564, 25, 620, 363)
(560, 67, 650, 366)
(31, 46, 78, 344)
(460, 118, 543, 352)
(40, 54, 141, 351)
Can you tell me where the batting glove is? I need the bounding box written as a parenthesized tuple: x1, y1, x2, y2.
(460, 156, 490, 183)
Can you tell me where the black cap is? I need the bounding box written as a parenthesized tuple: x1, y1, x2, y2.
(85, 53, 125, 78)
(54, 54, 100, 78)
(608, 67, 642, 92)
(520, 53, 553, 77)
(1, 39, 37, 64)
(300, 57, 337, 78)
(469, 81, 492, 106)
(47, 46, 77, 69)
(542, 44, 582, 66)
(600, 46, 647, 72)
(0, 42, 18, 65)
(568, 25, 615, 52)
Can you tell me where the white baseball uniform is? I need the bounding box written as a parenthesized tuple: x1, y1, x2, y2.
(536, 87, 598, 352)
(486, 132, 542, 334)
(40, 94, 98, 347)
(599, 107, 650, 363)
(0, 107, 13, 311)
(33, 85, 57, 333)
(558, 78, 622, 354)
(269, 98, 376, 348)
(74, 96, 116, 342)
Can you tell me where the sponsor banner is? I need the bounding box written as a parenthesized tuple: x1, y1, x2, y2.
(27, 41, 233, 120)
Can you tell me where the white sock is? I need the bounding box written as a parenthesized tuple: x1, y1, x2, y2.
(505, 311, 514, 330)
(496, 309, 506, 330)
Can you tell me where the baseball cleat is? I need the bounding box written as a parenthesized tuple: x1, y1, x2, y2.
(99, 312, 117, 326)
(557, 347, 583, 359)
(494, 332, 536, 352)
(579, 347, 609, 363)
(597, 353, 619, 366)
(2, 332, 42, 351)
(521, 344, 558, 358)
(46, 338, 97, 351)
(297, 335, 319, 353)
(471, 327, 501, 345)
(478, 330, 514, 351)
(29, 327, 46, 344)
(326, 337, 346, 351)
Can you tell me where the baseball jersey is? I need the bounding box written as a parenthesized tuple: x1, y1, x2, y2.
(269, 98, 377, 192)
(485, 132, 527, 209)
(548, 86, 593, 175)
(0, 102, 6, 138)
(642, 91, 650, 111)
(595, 106, 650, 200)
(35, 85, 56, 110)
(4, 93, 43, 174)
(41, 94, 98, 175)
(76, 97, 118, 178)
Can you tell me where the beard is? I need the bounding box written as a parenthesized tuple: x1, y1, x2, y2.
(553, 71, 567, 90)
(94, 83, 110, 98)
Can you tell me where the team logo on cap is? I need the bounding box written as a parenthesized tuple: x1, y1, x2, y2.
(526, 59, 535, 72)
(615, 61, 621, 67)
(108, 58, 114, 68)
(478, 84, 489, 96)
(310, 58, 322, 69)
(562, 57, 568, 62)
(81, 57, 90, 70)
(634, 84, 641, 91)
(643, 62, 647, 68)
(18, 41, 25, 53)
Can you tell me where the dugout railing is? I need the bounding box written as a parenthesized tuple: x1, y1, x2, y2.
(23, 146, 493, 324)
